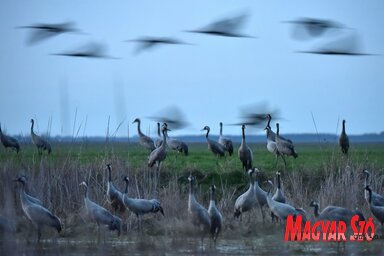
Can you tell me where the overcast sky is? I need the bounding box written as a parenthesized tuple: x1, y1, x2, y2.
(1, 0, 383, 138)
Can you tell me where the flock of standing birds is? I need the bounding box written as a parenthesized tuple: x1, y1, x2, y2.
(0, 115, 383, 247)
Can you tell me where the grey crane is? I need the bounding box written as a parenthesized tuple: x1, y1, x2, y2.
(125, 36, 191, 55)
(254, 168, 268, 222)
(272, 171, 286, 203)
(363, 170, 384, 206)
(266, 180, 306, 223)
(365, 186, 384, 228)
(79, 181, 121, 237)
(164, 123, 188, 156)
(188, 174, 211, 243)
(202, 126, 225, 157)
(106, 164, 125, 214)
(121, 176, 164, 230)
(238, 124, 253, 172)
(218, 122, 233, 156)
(148, 125, 169, 169)
(30, 119, 51, 155)
(264, 114, 285, 165)
(185, 13, 254, 38)
(51, 42, 119, 59)
(339, 120, 349, 155)
(133, 118, 155, 152)
(17, 21, 81, 45)
(208, 184, 223, 243)
(309, 201, 364, 224)
(234, 169, 256, 218)
(14, 176, 62, 242)
(0, 123, 20, 153)
(275, 123, 297, 168)
(272, 171, 286, 223)
(154, 122, 163, 148)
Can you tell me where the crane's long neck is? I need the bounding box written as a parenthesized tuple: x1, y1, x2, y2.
(210, 187, 215, 203)
(19, 181, 29, 206)
(31, 121, 35, 135)
(219, 123, 223, 136)
(342, 121, 346, 133)
(124, 180, 129, 194)
(107, 166, 112, 182)
(266, 115, 271, 129)
(157, 123, 161, 137)
(367, 187, 372, 204)
(364, 172, 369, 199)
(313, 203, 320, 217)
(277, 174, 281, 189)
(136, 120, 143, 136)
(275, 124, 280, 142)
(205, 129, 209, 139)
(162, 129, 167, 146)
(241, 126, 245, 143)
(83, 185, 88, 198)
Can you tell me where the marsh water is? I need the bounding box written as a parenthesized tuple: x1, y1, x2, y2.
(1, 229, 383, 255)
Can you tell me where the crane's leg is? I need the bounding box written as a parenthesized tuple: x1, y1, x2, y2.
(37, 227, 42, 242)
(259, 206, 265, 223)
(281, 155, 287, 170)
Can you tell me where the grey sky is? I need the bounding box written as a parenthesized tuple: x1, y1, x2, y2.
(1, 0, 383, 138)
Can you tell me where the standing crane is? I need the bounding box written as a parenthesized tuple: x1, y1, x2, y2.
(218, 122, 233, 156)
(0, 123, 20, 153)
(339, 119, 349, 155)
(14, 176, 62, 242)
(309, 201, 364, 223)
(238, 124, 253, 172)
(30, 119, 51, 155)
(121, 176, 164, 231)
(164, 123, 188, 156)
(266, 180, 306, 223)
(202, 126, 225, 157)
(79, 181, 121, 239)
(106, 164, 125, 213)
(148, 125, 170, 170)
(208, 184, 223, 244)
(234, 169, 256, 219)
(271, 171, 286, 223)
(275, 123, 297, 168)
(188, 174, 211, 246)
(132, 118, 155, 152)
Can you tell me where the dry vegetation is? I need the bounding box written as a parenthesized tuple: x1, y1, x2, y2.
(0, 142, 383, 242)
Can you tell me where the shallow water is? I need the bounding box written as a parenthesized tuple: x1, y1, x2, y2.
(1, 230, 383, 256)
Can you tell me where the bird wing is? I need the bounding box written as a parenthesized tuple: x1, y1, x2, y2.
(24, 203, 61, 228)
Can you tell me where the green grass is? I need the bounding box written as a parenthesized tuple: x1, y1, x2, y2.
(3, 141, 384, 176)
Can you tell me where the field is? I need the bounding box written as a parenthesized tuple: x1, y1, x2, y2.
(1, 141, 384, 255)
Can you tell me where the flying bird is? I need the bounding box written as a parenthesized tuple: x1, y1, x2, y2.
(297, 31, 377, 56)
(185, 12, 254, 38)
(285, 17, 345, 40)
(147, 105, 189, 130)
(51, 42, 118, 59)
(17, 21, 82, 45)
(124, 36, 191, 55)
